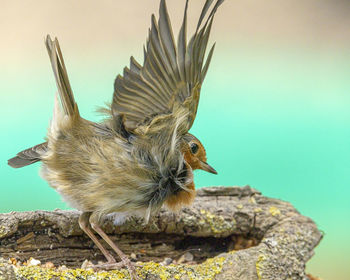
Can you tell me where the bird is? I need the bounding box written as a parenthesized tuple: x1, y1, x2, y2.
(8, 0, 223, 278)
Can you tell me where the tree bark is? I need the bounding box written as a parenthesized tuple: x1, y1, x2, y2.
(0, 186, 322, 280)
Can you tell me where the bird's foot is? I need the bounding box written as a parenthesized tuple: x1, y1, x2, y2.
(90, 259, 140, 280)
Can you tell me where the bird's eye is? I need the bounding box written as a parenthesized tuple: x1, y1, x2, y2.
(190, 143, 199, 154)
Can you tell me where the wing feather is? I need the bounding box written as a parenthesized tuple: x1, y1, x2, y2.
(130, 56, 141, 74)
(111, 0, 223, 134)
(201, 43, 216, 83)
(196, 0, 214, 32)
(177, 0, 188, 82)
(158, 0, 179, 76)
(123, 68, 167, 109)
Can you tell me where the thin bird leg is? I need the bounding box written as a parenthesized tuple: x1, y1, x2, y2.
(78, 212, 116, 263)
(89, 216, 138, 279)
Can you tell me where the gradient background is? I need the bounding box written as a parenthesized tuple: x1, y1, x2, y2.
(1, 0, 349, 279)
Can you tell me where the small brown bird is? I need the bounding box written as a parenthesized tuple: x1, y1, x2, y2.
(8, 0, 223, 278)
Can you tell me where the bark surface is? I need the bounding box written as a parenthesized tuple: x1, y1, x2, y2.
(0, 186, 322, 280)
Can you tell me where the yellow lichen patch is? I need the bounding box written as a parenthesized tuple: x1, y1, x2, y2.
(236, 204, 243, 209)
(0, 225, 8, 239)
(15, 265, 128, 280)
(199, 209, 234, 234)
(269, 206, 281, 216)
(14, 255, 228, 280)
(254, 207, 263, 213)
(249, 197, 257, 204)
(135, 258, 223, 280)
(138, 261, 170, 280)
(194, 256, 226, 280)
(256, 254, 266, 280)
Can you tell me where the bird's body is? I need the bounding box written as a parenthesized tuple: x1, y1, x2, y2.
(41, 103, 195, 223)
(8, 0, 223, 278)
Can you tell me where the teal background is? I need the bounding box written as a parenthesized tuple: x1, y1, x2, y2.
(1, 0, 350, 279)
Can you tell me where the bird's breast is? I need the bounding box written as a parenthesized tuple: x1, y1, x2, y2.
(163, 161, 195, 211)
(164, 181, 195, 212)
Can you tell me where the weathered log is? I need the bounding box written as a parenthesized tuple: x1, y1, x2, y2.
(0, 186, 322, 279)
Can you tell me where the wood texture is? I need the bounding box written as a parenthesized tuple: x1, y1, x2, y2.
(0, 186, 322, 279)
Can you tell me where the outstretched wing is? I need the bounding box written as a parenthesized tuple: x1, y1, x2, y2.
(111, 0, 223, 135)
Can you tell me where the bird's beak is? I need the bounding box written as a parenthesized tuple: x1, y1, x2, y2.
(200, 161, 218, 174)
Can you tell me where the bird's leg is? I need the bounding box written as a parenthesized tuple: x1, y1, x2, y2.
(78, 212, 116, 263)
(89, 214, 139, 280)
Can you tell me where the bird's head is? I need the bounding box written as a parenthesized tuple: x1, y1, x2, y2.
(182, 133, 217, 174)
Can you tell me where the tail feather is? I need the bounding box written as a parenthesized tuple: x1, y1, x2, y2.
(45, 35, 78, 116)
(8, 142, 48, 168)
(9, 37, 78, 169)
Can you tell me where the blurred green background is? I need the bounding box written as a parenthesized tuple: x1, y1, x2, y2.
(1, 0, 349, 279)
